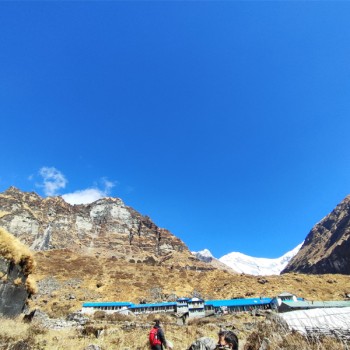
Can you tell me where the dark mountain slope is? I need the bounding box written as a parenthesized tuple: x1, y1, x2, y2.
(283, 195, 350, 274)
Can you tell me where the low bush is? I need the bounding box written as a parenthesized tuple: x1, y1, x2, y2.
(93, 311, 107, 320)
(244, 319, 347, 350)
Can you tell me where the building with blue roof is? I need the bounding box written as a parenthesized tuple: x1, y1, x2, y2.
(82, 301, 133, 315)
(270, 292, 303, 311)
(187, 297, 205, 318)
(129, 302, 177, 315)
(205, 297, 272, 314)
(82, 293, 326, 317)
(176, 297, 190, 314)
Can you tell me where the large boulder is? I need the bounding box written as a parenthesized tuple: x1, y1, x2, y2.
(0, 227, 36, 317)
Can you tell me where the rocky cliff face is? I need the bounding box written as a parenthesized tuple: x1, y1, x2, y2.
(0, 187, 188, 260)
(282, 195, 350, 274)
(0, 258, 31, 317)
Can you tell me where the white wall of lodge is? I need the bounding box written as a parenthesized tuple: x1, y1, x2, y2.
(82, 306, 130, 315)
(177, 305, 188, 313)
(130, 305, 176, 315)
(187, 298, 205, 318)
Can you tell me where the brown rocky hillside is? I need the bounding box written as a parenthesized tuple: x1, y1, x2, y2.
(283, 195, 350, 274)
(31, 249, 350, 317)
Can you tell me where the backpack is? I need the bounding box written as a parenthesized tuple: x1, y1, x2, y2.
(149, 327, 161, 346)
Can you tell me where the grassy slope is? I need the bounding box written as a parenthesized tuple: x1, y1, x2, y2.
(31, 250, 350, 318)
(0, 248, 345, 350)
(0, 312, 346, 350)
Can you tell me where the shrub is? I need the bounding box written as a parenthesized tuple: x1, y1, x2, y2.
(93, 311, 107, 320)
(243, 319, 346, 350)
(188, 318, 212, 326)
(0, 228, 36, 275)
(49, 302, 72, 318)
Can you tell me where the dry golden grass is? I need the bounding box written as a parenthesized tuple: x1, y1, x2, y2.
(27, 249, 350, 323)
(0, 226, 37, 294)
(0, 227, 36, 274)
(244, 318, 349, 350)
(1, 312, 348, 350)
(33, 251, 349, 304)
(0, 314, 219, 350)
(26, 275, 38, 295)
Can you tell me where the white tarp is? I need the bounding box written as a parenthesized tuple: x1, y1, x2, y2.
(277, 307, 350, 335)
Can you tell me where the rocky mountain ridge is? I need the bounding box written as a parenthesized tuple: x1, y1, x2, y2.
(283, 195, 350, 274)
(2, 187, 350, 277)
(0, 187, 189, 262)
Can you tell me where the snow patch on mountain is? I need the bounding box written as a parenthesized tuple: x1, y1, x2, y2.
(193, 249, 214, 263)
(218, 243, 303, 276)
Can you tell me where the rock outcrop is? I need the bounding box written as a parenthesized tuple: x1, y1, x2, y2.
(0, 258, 30, 317)
(282, 195, 350, 274)
(0, 227, 36, 317)
(0, 187, 188, 259)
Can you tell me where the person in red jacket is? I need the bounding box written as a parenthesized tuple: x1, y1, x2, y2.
(149, 319, 170, 350)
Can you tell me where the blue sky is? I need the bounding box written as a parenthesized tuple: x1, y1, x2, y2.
(1, 1, 350, 258)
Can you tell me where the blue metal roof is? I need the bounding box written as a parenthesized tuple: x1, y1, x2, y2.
(205, 298, 272, 307)
(83, 302, 133, 307)
(129, 302, 177, 309)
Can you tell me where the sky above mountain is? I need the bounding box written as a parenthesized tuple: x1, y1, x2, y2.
(1, 2, 350, 258)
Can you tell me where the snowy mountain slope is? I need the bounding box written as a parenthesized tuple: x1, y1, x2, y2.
(218, 243, 303, 275)
(192, 249, 238, 272)
(193, 248, 214, 263)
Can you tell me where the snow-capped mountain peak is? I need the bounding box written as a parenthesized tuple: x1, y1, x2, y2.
(218, 243, 303, 276)
(192, 248, 214, 263)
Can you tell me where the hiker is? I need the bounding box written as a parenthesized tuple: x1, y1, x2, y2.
(149, 319, 172, 350)
(215, 330, 238, 350)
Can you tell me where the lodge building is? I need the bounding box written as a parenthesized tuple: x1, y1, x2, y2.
(82, 296, 271, 318)
(82, 292, 350, 318)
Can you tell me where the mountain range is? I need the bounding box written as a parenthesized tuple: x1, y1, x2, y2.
(1, 186, 350, 318)
(1, 187, 350, 276)
(194, 244, 303, 275)
(195, 194, 350, 276)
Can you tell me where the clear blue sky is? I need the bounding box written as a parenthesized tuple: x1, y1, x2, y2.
(1, 1, 350, 259)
